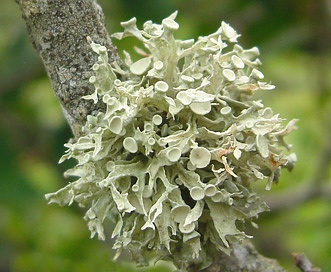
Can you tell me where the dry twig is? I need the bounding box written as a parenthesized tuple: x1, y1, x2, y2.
(292, 253, 321, 272)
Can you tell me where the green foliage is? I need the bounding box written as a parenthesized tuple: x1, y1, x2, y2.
(46, 13, 296, 270)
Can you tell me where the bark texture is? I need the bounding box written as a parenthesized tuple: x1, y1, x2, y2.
(196, 241, 286, 272)
(16, 0, 121, 137)
(17, 0, 288, 271)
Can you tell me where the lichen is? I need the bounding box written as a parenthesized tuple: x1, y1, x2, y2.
(45, 12, 297, 270)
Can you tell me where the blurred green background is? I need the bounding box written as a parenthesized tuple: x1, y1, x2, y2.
(1, 0, 330, 271)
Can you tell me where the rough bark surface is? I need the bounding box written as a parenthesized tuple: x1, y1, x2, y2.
(16, 0, 288, 271)
(194, 241, 286, 272)
(16, 0, 121, 137)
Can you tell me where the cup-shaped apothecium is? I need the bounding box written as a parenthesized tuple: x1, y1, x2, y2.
(189, 147, 211, 168)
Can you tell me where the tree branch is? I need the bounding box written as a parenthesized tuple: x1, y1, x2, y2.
(266, 182, 331, 212)
(16, 0, 121, 137)
(17, 0, 289, 271)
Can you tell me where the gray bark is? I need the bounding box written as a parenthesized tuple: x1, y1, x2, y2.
(195, 241, 286, 272)
(16, 0, 121, 137)
(16, 0, 288, 271)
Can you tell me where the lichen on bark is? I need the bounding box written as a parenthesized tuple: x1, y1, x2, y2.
(17, 1, 290, 271)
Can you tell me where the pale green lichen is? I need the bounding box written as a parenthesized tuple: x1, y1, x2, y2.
(45, 12, 297, 271)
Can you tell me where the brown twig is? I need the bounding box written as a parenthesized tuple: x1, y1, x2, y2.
(292, 253, 321, 272)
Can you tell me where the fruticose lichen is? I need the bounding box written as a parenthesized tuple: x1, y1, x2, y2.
(45, 12, 297, 271)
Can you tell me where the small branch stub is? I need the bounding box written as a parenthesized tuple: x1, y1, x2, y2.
(292, 253, 321, 272)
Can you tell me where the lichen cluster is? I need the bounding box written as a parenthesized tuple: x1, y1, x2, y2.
(46, 12, 297, 270)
